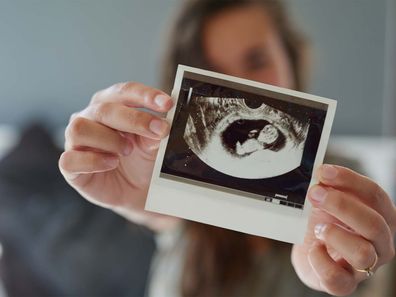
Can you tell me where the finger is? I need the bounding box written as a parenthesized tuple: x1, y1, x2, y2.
(130, 134, 161, 153)
(91, 82, 173, 113)
(309, 185, 394, 261)
(317, 164, 396, 230)
(59, 150, 119, 181)
(121, 133, 161, 160)
(65, 117, 133, 156)
(138, 136, 160, 151)
(308, 243, 356, 296)
(84, 102, 170, 140)
(314, 223, 377, 276)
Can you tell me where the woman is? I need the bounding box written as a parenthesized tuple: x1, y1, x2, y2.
(59, 0, 396, 296)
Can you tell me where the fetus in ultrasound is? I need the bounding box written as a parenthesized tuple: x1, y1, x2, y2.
(222, 120, 286, 157)
(183, 96, 310, 179)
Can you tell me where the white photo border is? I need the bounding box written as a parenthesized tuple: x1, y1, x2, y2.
(145, 65, 337, 244)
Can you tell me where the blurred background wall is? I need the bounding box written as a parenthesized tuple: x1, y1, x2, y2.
(0, 0, 395, 136)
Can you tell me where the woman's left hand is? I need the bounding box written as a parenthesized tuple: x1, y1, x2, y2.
(292, 164, 396, 296)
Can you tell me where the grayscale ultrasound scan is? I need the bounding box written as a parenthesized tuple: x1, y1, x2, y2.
(183, 96, 310, 179)
(147, 66, 336, 243)
(160, 69, 332, 210)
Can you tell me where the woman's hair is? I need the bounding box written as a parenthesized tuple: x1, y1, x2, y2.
(159, 1, 309, 296)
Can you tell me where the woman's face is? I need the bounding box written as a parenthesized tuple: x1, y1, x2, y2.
(202, 4, 294, 89)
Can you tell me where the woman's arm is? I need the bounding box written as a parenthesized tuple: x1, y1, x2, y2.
(58, 82, 180, 232)
(292, 165, 396, 296)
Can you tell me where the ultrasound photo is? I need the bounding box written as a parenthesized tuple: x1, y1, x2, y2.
(147, 66, 336, 243)
(184, 96, 310, 179)
(159, 67, 332, 211)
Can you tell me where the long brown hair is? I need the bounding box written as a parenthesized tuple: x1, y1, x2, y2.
(159, 1, 309, 296)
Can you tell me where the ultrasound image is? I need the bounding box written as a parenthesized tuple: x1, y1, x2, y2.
(183, 95, 310, 179)
(161, 76, 327, 209)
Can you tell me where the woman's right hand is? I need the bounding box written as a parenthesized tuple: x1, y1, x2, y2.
(59, 82, 179, 230)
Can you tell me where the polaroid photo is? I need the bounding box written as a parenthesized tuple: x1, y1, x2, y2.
(145, 65, 336, 244)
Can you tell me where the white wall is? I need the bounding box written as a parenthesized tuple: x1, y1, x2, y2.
(383, 0, 396, 135)
(0, 0, 176, 127)
(0, 0, 392, 135)
(286, 0, 388, 135)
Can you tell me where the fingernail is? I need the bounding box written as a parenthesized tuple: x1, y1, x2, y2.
(149, 118, 167, 136)
(310, 186, 328, 204)
(123, 141, 133, 156)
(154, 94, 171, 108)
(321, 164, 338, 180)
(314, 223, 327, 240)
(104, 157, 119, 168)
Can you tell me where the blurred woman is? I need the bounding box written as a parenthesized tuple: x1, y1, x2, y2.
(59, 0, 396, 296)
